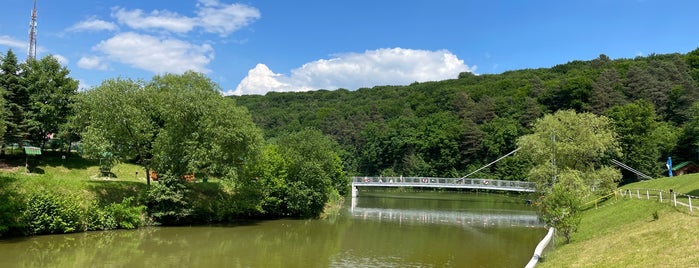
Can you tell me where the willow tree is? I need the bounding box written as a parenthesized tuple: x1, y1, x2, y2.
(517, 110, 621, 243)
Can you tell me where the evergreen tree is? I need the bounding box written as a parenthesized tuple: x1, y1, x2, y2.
(0, 50, 26, 149)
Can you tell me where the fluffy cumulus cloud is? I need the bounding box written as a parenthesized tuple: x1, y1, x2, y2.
(231, 48, 476, 95)
(196, 1, 261, 36)
(77, 56, 109, 70)
(71, 0, 259, 75)
(111, 0, 259, 36)
(95, 32, 214, 74)
(112, 8, 196, 33)
(67, 17, 118, 32)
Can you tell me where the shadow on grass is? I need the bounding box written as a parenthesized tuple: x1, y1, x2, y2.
(86, 180, 147, 204)
(38, 151, 99, 170)
(0, 152, 99, 171)
(687, 189, 699, 197)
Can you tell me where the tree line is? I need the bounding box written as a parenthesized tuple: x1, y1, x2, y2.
(234, 49, 699, 184)
(0, 49, 347, 231)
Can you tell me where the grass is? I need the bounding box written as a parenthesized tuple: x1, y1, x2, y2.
(0, 152, 148, 204)
(538, 174, 699, 267)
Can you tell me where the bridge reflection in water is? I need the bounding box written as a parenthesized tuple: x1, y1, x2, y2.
(350, 198, 543, 228)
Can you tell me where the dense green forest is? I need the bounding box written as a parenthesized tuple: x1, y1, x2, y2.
(234, 49, 699, 184)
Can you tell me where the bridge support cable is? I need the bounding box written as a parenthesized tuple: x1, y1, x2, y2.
(460, 148, 520, 179)
(610, 159, 653, 180)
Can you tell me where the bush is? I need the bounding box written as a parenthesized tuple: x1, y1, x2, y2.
(106, 197, 145, 229)
(87, 204, 118, 231)
(143, 174, 193, 225)
(21, 191, 85, 235)
(0, 187, 24, 237)
(87, 197, 145, 231)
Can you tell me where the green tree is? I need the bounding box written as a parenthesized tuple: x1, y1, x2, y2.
(75, 72, 263, 187)
(240, 129, 346, 218)
(606, 100, 669, 182)
(518, 110, 621, 243)
(21, 55, 79, 148)
(75, 78, 158, 186)
(0, 49, 25, 149)
(147, 72, 263, 179)
(589, 69, 626, 114)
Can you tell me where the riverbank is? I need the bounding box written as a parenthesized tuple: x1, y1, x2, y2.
(538, 174, 699, 267)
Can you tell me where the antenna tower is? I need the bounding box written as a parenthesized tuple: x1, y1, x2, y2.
(27, 0, 38, 60)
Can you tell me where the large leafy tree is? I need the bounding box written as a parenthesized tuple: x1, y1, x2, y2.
(22, 55, 79, 148)
(518, 110, 621, 243)
(147, 72, 263, 179)
(75, 78, 158, 185)
(240, 128, 346, 218)
(75, 72, 263, 186)
(606, 100, 679, 182)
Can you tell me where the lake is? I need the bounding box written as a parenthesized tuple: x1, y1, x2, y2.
(0, 191, 545, 267)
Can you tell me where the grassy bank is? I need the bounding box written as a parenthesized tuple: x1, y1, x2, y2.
(539, 174, 699, 267)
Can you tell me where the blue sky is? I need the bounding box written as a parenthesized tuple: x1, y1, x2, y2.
(1, 0, 698, 95)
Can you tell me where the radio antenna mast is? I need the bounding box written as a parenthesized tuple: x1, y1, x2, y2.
(27, 0, 38, 60)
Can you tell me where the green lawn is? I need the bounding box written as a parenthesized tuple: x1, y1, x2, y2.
(538, 174, 699, 267)
(0, 152, 148, 203)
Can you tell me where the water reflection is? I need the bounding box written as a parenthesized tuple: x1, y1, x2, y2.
(350, 193, 542, 228)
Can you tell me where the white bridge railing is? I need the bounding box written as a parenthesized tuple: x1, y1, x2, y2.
(351, 176, 536, 196)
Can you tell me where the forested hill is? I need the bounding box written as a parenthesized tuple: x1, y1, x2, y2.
(233, 49, 699, 183)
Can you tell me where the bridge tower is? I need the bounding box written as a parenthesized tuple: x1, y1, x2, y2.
(27, 0, 38, 60)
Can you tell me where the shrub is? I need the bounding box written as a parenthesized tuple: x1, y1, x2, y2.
(143, 174, 193, 225)
(21, 191, 85, 235)
(106, 197, 145, 229)
(0, 187, 24, 237)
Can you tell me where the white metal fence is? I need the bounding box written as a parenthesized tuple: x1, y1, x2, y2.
(619, 188, 698, 212)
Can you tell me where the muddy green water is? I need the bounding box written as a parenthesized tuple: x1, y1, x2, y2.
(0, 192, 545, 267)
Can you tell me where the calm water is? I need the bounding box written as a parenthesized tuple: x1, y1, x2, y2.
(0, 191, 545, 267)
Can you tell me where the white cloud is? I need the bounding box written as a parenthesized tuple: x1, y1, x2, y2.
(77, 79, 92, 91)
(77, 56, 108, 70)
(111, 1, 259, 36)
(52, 54, 69, 65)
(0, 35, 26, 49)
(95, 32, 213, 74)
(228, 64, 312, 95)
(68, 17, 118, 32)
(112, 7, 196, 33)
(233, 48, 475, 95)
(196, 0, 261, 37)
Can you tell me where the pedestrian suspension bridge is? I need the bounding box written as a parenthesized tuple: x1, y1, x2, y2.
(351, 148, 536, 197)
(351, 176, 536, 197)
(350, 148, 655, 197)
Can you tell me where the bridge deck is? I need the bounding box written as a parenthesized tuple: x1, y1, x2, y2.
(351, 176, 536, 195)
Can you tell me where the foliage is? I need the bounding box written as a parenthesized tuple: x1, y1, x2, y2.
(239, 129, 346, 218)
(606, 100, 679, 182)
(518, 110, 622, 243)
(143, 174, 193, 225)
(73, 72, 263, 186)
(21, 55, 79, 147)
(1, 50, 23, 147)
(0, 178, 23, 236)
(73, 78, 158, 185)
(234, 50, 699, 179)
(104, 197, 145, 229)
(147, 72, 263, 179)
(537, 171, 584, 243)
(20, 191, 85, 235)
